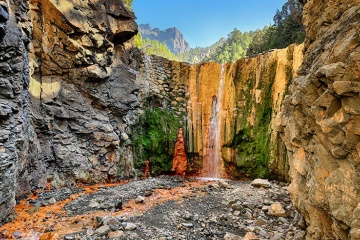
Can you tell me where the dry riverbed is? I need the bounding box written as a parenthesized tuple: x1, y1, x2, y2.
(0, 176, 305, 240)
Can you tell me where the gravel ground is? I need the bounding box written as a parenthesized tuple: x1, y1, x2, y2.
(57, 177, 306, 240)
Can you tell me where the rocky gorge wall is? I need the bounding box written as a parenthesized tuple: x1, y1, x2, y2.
(28, 0, 139, 188)
(0, 0, 141, 224)
(0, 1, 359, 239)
(277, 0, 360, 239)
(136, 44, 304, 180)
(0, 0, 36, 224)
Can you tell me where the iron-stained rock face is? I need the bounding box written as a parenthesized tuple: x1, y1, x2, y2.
(277, 0, 360, 239)
(137, 44, 304, 180)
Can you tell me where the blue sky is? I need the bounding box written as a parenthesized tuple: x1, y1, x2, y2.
(133, 0, 287, 48)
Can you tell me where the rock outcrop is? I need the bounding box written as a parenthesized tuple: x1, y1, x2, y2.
(277, 0, 360, 239)
(29, 0, 138, 188)
(137, 44, 303, 180)
(172, 128, 187, 176)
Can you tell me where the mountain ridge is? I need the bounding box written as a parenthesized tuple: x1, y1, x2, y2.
(139, 24, 190, 53)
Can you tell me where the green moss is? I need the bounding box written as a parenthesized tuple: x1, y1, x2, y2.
(228, 61, 277, 179)
(131, 107, 181, 175)
(284, 66, 293, 96)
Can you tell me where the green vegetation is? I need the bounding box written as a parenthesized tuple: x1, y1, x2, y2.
(134, 33, 179, 61)
(134, 0, 304, 63)
(176, 38, 226, 63)
(247, 0, 305, 56)
(133, 32, 143, 49)
(142, 38, 179, 61)
(203, 29, 252, 63)
(123, 0, 133, 10)
(228, 62, 277, 179)
(131, 106, 181, 175)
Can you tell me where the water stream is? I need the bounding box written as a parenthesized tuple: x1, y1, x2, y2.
(204, 64, 224, 178)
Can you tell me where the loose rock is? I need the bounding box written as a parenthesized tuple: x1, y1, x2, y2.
(268, 202, 286, 217)
(251, 179, 271, 188)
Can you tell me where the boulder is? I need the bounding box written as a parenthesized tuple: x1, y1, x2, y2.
(250, 179, 271, 188)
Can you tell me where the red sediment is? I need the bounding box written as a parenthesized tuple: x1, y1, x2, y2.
(172, 128, 188, 176)
(0, 180, 210, 239)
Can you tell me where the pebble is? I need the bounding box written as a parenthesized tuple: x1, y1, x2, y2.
(64, 234, 75, 240)
(108, 230, 125, 238)
(124, 222, 137, 231)
(231, 202, 243, 211)
(48, 197, 56, 204)
(182, 211, 192, 220)
(12, 232, 21, 239)
(135, 195, 145, 204)
(277, 217, 289, 224)
(255, 217, 268, 226)
(224, 232, 242, 240)
(244, 232, 260, 240)
(93, 216, 103, 228)
(181, 222, 193, 228)
(268, 202, 287, 217)
(95, 225, 110, 237)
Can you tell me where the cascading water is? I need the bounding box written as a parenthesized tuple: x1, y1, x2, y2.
(204, 64, 224, 178)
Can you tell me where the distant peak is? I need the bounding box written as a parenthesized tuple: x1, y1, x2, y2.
(138, 24, 190, 53)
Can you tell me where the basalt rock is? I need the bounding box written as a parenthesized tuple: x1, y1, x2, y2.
(0, 0, 139, 224)
(28, 0, 138, 188)
(277, 0, 360, 239)
(0, 0, 38, 225)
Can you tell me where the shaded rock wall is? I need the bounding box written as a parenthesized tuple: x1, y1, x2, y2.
(0, 0, 139, 224)
(137, 44, 303, 180)
(277, 0, 360, 239)
(28, 0, 139, 188)
(0, 0, 37, 224)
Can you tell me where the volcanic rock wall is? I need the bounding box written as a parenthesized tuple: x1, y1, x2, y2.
(277, 0, 360, 239)
(137, 44, 303, 179)
(0, 0, 140, 224)
(28, 0, 138, 188)
(0, 0, 37, 224)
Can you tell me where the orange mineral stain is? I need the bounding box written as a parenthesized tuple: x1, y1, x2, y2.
(0, 180, 211, 239)
(172, 128, 188, 176)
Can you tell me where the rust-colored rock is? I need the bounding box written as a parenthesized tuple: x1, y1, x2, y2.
(172, 128, 187, 176)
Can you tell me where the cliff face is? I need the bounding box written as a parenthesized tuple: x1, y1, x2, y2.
(1, 0, 359, 238)
(277, 0, 360, 239)
(187, 45, 303, 179)
(139, 24, 191, 53)
(137, 44, 303, 179)
(0, 0, 139, 224)
(28, 0, 138, 188)
(0, 0, 36, 224)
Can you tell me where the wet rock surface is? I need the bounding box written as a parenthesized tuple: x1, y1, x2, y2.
(64, 177, 184, 215)
(9, 177, 306, 239)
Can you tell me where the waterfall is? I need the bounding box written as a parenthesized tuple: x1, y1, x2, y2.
(204, 64, 224, 178)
